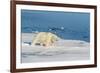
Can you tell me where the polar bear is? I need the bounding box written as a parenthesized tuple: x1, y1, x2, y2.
(32, 32, 60, 47)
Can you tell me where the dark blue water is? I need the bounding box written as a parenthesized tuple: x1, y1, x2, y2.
(21, 9, 90, 42)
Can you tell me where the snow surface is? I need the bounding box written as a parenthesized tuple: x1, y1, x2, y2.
(21, 33, 90, 63)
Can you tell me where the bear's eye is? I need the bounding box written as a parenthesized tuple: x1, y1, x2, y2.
(35, 43, 40, 45)
(43, 44, 46, 46)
